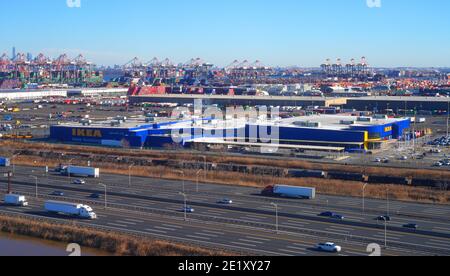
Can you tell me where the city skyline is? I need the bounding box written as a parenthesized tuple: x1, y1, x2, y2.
(1, 0, 450, 67)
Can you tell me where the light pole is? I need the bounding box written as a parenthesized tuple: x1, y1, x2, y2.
(176, 170, 185, 193)
(447, 100, 449, 137)
(68, 158, 75, 184)
(11, 153, 21, 174)
(386, 187, 390, 216)
(196, 169, 203, 193)
(362, 183, 368, 214)
(128, 164, 134, 187)
(99, 183, 107, 209)
(384, 219, 388, 249)
(179, 192, 187, 221)
(30, 175, 38, 198)
(202, 155, 207, 181)
(271, 202, 279, 234)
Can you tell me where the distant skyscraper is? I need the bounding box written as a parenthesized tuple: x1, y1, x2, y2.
(12, 46, 16, 60)
(27, 52, 33, 61)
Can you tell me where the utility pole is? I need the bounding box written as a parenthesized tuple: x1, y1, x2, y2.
(447, 100, 449, 137)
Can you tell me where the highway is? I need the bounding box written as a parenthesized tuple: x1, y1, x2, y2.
(1, 165, 450, 256)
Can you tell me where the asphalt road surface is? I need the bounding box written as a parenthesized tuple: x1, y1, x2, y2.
(1, 165, 450, 256)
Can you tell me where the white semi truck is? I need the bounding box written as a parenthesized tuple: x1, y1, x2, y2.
(4, 194, 29, 207)
(44, 201, 97, 219)
(261, 185, 316, 199)
(59, 166, 100, 178)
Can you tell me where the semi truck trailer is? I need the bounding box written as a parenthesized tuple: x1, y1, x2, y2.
(0, 157, 10, 167)
(4, 194, 28, 206)
(59, 166, 100, 178)
(44, 200, 97, 219)
(262, 185, 316, 199)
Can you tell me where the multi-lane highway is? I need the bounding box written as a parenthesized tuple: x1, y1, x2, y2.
(1, 165, 450, 256)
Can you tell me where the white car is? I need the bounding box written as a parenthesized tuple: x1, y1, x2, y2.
(374, 158, 382, 163)
(72, 179, 86, 185)
(316, 243, 342, 253)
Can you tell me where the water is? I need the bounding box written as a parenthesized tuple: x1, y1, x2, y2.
(0, 232, 111, 256)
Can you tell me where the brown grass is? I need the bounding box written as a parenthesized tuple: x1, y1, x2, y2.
(0, 214, 234, 256)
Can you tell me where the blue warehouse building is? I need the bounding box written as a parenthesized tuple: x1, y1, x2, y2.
(50, 115, 411, 151)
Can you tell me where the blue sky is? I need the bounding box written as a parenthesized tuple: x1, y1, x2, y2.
(0, 0, 449, 67)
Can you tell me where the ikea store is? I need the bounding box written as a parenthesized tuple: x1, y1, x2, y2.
(49, 114, 411, 152)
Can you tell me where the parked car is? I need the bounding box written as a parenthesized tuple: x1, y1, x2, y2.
(316, 243, 342, 253)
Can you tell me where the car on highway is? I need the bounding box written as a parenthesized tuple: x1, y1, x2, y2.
(319, 211, 335, 217)
(332, 214, 345, 220)
(376, 215, 391, 222)
(89, 193, 101, 199)
(316, 242, 342, 253)
(434, 162, 443, 167)
(72, 179, 86, 185)
(374, 158, 382, 163)
(182, 206, 195, 213)
(218, 198, 233, 205)
(50, 191, 64, 197)
(403, 223, 419, 230)
(382, 158, 390, 164)
(399, 156, 408, 161)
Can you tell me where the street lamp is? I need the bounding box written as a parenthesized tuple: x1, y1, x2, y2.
(68, 158, 75, 184)
(179, 192, 187, 221)
(128, 164, 134, 187)
(11, 153, 22, 174)
(362, 183, 368, 213)
(176, 170, 185, 193)
(30, 175, 38, 198)
(202, 155, 207, 181)
(271, 202, 279, 234)
(196, 169, 203, 193)
(99, 183, 107, 209)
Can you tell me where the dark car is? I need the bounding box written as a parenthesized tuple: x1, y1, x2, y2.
(332, 214, 345, 220)
(376, 216, 391, 222)
(51, 191, 64, 196)
(319, 212, 335, 217)
(403, 223, 419, 230)
(89, 193, 101, 199)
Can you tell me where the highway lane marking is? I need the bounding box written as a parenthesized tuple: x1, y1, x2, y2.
(278, 249, 306, 255)
(202, 230, 225, 235)
(287, 220, 310, 225)
(195, 232, 219, 238)
(154, 226, 177, 231)
(328, 225, 355, 231)
(186, 235, 210, 241)
(162, 224, 184, 229)
(372, 235, 400, 241)
(144, 228, 168, 234)
(107, 222, 129, 228)
(123, 218, 144, 223)
(116, 220, 137, 225)
(230, 241, 257, 247)
(245, 236, 272, 242)
(238, 239, 264, 244)
(433, 227, 450, 232)
(286, 246, 307, 251)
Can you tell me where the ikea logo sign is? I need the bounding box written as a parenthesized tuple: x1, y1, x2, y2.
(72, 129, 102, 138)
(384, 126, 393, 132)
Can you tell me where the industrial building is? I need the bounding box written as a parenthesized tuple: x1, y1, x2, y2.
(49, 114, 411, 151)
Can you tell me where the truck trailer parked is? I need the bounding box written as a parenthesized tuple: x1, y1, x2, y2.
(44, 200, 97, 219)
(0, 157, 10, 167)
(4, 194, 28, 207)
(261, 185, 316, 199)
(60, 166, 100, 178)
